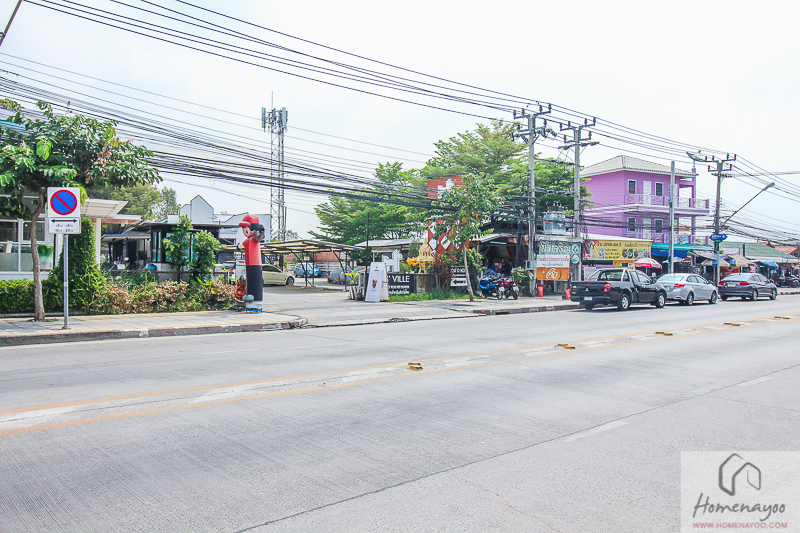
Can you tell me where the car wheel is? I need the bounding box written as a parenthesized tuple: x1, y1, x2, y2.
(770, 289, 777, 300)
(286, 277, 294, 286)
(721, 295, 728, 301)
(617, 293, 630, 311)
(654, 292, 666, 308)
(686, 292, 694, 306)
(583, 303, 595, 311)
(709, 292, 718, 304)
(750, 289, 758, 301)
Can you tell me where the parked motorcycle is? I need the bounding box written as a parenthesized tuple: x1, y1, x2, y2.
(497, 276, 520, 300)
(778, 275, 799, 288)
(479, 275, 503, 299)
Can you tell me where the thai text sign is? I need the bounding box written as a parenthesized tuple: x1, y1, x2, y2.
(450, 265, 467, 287)
(536, 254, 570, 269)
(387, 273, 416, 295)
(539, 241, 581, 264)
(584, 239, 651, 261)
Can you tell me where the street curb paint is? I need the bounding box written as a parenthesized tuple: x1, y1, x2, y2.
(0, 319, 308, 347)
(471, 303, 580, 315)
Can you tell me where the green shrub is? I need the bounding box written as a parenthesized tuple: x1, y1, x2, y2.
(43, 218, 105, 312)
(388, 288, 469, 302)
(89, 280, 236, 315)
(0, 279, 35, 314)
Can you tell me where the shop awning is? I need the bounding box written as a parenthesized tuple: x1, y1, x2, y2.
(758, 260, 779, 268)
(651, 243, 712, 259)
(726, 254, 753, 267)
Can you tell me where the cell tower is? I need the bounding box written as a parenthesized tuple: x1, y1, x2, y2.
(262, 106, 288, 240)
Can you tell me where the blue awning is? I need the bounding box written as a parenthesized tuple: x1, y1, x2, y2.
(650, 243, 712, 259)
(758, 260, 779, 268)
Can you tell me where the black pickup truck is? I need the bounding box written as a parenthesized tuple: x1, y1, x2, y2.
(570, 268, 667, 311)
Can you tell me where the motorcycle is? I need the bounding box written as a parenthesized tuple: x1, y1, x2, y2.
(479, 275, 503, 299)
(497, 276, 520, 300)
(778, 275, 799, 288)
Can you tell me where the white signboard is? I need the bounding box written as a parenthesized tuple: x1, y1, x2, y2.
(47, 218, 80, 234)
(365, 262, 389, 303)
(234, 259, 246, 281)
(450, 265, 467, 287)
(536, 254, 570, 269)
(47, 187, 80, 219)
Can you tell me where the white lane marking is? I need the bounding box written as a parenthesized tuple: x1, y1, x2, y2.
(0, 405, 77, 425)
(738, 376, 772, 387)
(202, 348, 259, 355)
(563, 420, 628, 443)
(189, 383, 261, 403)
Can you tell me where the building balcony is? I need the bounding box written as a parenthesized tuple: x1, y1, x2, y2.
(625, 231, 705, 245)
(624, 194, 709, 213)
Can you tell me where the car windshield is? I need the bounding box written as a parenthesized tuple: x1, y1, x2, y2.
(597, 270, 623, 281)
(658, 274, 684, 282)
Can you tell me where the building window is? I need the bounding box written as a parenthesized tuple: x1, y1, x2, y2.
(655, 219, 663, 233)
(627, 218, 636, 232)
(628, 180, 636, 194)
(655, 182, 663, 196)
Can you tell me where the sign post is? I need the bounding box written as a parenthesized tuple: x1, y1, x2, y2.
(47, 187, 81, 330)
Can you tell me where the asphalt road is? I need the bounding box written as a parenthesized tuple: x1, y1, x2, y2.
(1, 298, 799, 532)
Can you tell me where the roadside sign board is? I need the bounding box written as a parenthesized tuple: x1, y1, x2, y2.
(47, 187, 80, 218)
(47, 218, 80, 234)
(709, 234, 727, 242)
(450, 265, 467, 287)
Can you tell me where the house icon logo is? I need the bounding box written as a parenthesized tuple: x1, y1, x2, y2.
(719, 453, 761, 496)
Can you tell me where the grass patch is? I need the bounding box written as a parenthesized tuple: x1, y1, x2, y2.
(389, 289, 470, 302)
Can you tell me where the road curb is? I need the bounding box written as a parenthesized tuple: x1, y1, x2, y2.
(471, 303, 581, 315)
(0, 318, 308, 347)
(778, 291, 800, 296)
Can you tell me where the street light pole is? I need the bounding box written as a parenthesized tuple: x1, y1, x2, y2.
(720, 182, 775, 228)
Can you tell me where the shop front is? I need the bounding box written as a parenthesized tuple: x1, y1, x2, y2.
(535, 236, 582, 295)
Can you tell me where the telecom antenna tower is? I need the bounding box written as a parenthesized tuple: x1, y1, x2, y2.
(262, 106, 288, 240)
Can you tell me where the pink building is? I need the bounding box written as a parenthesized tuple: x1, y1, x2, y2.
(581, 155, 709, 245)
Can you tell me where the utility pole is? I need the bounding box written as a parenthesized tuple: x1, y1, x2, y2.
(669, 161, 675, 274)
(0, 0, 22, 49)
(513, 104, 552, 294)
(558, 119, 598, 240)
(687, 151, 737, 286)
(263, 106, 288, 241)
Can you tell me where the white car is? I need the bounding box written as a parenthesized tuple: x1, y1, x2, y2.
(656, 273, 717, 305)
(262, 264, 295, 286)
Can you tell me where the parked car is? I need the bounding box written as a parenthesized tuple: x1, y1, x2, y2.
(656, 273, 718, 305)
(294, 262, 322, 278)
(262, 264, 295, 286)
(718, 273, 777, 301)
(570, 268, 667, 311)
(327, 266, 365, 284)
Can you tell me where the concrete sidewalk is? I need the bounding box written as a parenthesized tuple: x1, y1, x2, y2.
(0, 288, 577, 346)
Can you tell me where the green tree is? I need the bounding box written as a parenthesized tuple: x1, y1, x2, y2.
(163, 215, 192, 281)
(192, 230, 222, 283)
(87, 183, 178, 220)
(270, 229, 300, 242)
(434, 174, 502, 301)
(42, 218, 105, 312)
(0, 99, 159, 320)
(312, 162, 423, 245)
(423, 121, 590, 223)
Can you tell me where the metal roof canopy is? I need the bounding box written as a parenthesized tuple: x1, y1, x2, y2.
(260, 239, 363, 255)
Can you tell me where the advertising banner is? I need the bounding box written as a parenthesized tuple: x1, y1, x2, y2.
(536, 267, 570, 281)
(387, 273, 415, 295)
(536, 254, 570, 269)
(365, 262, 389, 302)
(584, 239, 651, 261)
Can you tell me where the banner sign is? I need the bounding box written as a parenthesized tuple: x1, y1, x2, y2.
(365, 262, 389, 302)
(536, 267, 570, 281)
(538, 241, 581, 265)
(584, 239, 651, 261)
(387, 273, 415, 295)
(450, 265, 467, 287)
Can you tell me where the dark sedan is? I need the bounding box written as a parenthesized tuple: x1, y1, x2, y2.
(718, 273, 777, 301)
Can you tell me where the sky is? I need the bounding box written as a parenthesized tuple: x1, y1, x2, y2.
(1, 0, 799, 242)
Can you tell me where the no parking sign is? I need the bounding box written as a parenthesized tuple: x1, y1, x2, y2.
(47, 187, 81, 234)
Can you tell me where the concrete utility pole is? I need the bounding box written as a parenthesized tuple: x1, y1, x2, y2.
(263, 106, 288, 241)
(513, 105, 552, 285)
(669, 161, 675, 274)
(0, 0, 22, 49)
(558, 119, 598, 239)
(687, 151, 737, 286)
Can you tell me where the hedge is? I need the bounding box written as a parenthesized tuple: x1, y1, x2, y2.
(0, 279, 35, 314)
